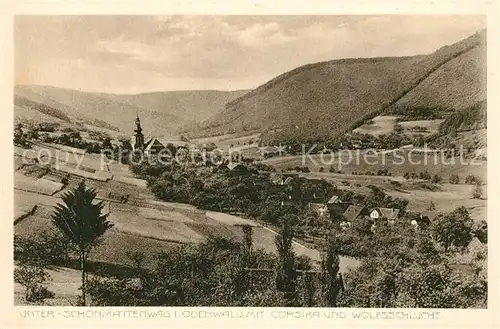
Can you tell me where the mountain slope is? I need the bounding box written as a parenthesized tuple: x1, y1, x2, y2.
(14, 86, 248, 138)
(195, 30, 486, 142)
(101, 90, 249, 123)
(391, 45, 486, 111)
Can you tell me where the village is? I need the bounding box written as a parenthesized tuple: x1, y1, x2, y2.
(11, 15, 488, 309)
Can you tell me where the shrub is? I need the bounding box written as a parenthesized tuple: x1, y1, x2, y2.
(449, 174, 460, 184)
(61, 173, 70, 186)
(472, 183, 482, 199)
(418, 182, 441, 191)
(465, 175, 481, 185)
(431, 174, 443, 184)
(14, 264, 54, 304)
(390, 180, 402, 188)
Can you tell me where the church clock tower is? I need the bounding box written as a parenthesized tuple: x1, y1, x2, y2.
(133, 114, 145, 151)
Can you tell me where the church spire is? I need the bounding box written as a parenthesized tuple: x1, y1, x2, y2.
(133, 112, 144, 150)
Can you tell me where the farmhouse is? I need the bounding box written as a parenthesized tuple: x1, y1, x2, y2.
(307, 194, 352, 219)
(309, 202, 329, 217)
(343, 205, 370, 221)
(342, 205, 403, 226)
(326, 195, 351, 211)
(410, 210, 437, 227)
(144, 138, 165, 157)
(369, 207, 400, 221)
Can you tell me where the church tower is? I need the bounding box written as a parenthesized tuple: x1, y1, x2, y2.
(133, 113, 145, 151)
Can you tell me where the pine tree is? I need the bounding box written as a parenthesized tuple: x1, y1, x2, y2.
(51, 180, 113, 305)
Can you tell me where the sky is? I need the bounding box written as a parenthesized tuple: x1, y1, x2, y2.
(14, 15, 485, 94)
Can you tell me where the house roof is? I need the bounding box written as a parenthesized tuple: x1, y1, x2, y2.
(227, 162, 246, 170)
(283, 177, 294, 185)
(420, 210, 438, 221)
(310, 203, 327, 210)
(374, 207, 400, 220)
(260, 146, 279, 153)
(343, 205, 368, 221)
(269, 172, 283, 183)
(327, 195, 340, 204)
(145, 138, 165, 151)
(158, 137, 192, 147)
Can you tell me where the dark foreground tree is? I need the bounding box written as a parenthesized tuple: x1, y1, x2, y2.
(275, 216, 298, 306)
(321, 238, 343, 306)
(51, 180, 113, 305)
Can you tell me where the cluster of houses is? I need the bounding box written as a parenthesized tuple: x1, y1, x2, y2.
(269, 172, 437, 229)
(132, 116, 437, 229)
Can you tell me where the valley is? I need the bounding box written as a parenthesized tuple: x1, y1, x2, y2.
(12, 22, 488, 309)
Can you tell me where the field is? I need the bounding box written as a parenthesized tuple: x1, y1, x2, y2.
(206, 211, 261, 227)
(108, 204, 205, 243)
(353, 115, 397, 135)
(386, 183, 487, 219)
(261, 150, 487, 183)
(112, 175, 148, 188)
(138, 207, 196, 224)
(15, 189, 59, 209)
(14, 173, 64, 195)
(14, 148, 343, 274)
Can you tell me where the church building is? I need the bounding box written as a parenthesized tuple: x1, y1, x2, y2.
(132, 114, 165, 156)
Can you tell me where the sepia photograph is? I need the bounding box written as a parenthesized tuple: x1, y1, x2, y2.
(12, 15, 487, 309)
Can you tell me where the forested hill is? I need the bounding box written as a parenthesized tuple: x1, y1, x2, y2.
(193, 30, 486, 143)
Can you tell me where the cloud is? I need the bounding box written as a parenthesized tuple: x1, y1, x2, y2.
(228, 22, 295, 47)
(87, 17, 348, 80)
(15, 15, 486, 93)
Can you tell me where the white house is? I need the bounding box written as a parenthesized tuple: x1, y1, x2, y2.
(369, 207, 400, 221)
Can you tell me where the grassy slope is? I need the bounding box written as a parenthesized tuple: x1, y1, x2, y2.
(195, 30, 485, 140)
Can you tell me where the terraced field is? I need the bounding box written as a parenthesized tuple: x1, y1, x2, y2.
(14, 173, 64, 195)
(14, 145, 344, 277)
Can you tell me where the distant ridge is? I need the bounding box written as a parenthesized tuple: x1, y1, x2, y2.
(14, 85, 249, 137)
